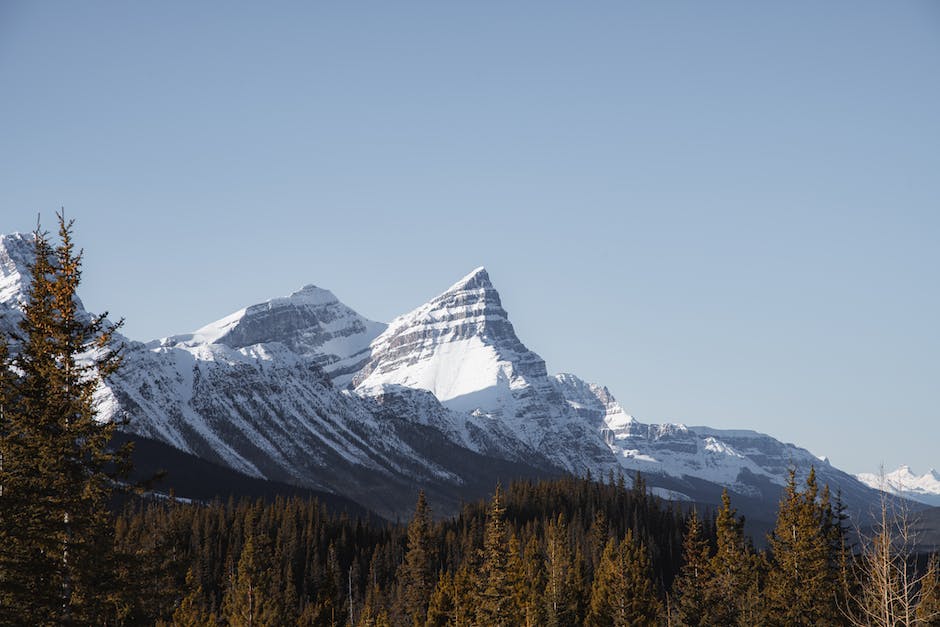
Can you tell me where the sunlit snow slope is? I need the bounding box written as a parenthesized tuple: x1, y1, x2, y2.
(858, 466, 940, 507)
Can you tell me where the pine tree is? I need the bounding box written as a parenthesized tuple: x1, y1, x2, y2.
(704, 489, 763, 626)
(221, 534, 275, 626)
(518, 534, 547, 627)
(506, 532, 537, 627)
(587, 510, 610, 573)
(172, 567, 216, 626)
(0, 214, 127, 624)
(476, 486, 515, 627)
(543, 513, 576, 627)
(765, 468, 838, 626)
(423, 571, 451, 627)
(585, 531, 661, 627)
(401, 490, 434, 626)
(671, 509, 711, 626)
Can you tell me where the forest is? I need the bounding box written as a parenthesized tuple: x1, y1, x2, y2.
(0, 217, 938, 626)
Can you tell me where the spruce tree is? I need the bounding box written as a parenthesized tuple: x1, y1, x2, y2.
(0, 214, 127, 624)
(401, 490, 434, 626)
(765, 468, 838, 626)
(829, 488, 856, 615)
(522, 534, 547, 626)
(172, 567, 216, 626)
(704, 489, 763, 626)
(543, 513, 576, 627)
(585, 531, 661, 627)
(221, 534, 272, 626)
(424, 571, 456, 627)
(476, 485, 515, 626)
(671, 509, 711, 626)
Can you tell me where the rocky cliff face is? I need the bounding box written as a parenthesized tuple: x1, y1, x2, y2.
(353, 267, 553, 406)
(353, 267, 618, 475)
(162, 283, 386, 384)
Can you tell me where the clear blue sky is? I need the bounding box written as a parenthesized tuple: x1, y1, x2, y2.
(2, 1, 938, 476)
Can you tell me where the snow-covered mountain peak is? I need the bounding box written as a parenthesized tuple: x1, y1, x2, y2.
(857, 465, 940, 507)
(161, 283, 386, 381)
(0, 232, 33, 306)
(281, 284, 341, 307)
(443, 266, 490, 293)
(353, 267, 550, 411)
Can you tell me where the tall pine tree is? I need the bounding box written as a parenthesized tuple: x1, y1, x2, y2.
(765, 467, 839, 626)
(704, 489, 764, 626)
(476, 485, 516, 627)
(670, 509, 712, 626)
(0, 214, 127, 624)
(543, 512, 577, 627)
(585, 532, 661, 627)
(401, 490, 434, 626)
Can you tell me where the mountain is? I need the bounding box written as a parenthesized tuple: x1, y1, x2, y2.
(351, 266, 880, 515)
(0, 233, 553, 517)
(0, 233, 34, 327)
(0, 232, 896, 523)
(857, 466, 940, 507)
(163, 283, 386, 385)
(353, 268, 616, 473)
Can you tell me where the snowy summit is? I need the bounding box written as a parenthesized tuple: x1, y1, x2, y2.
(857, 466, 940, 507)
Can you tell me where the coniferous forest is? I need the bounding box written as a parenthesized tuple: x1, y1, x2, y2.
(1, 218, 939, 626)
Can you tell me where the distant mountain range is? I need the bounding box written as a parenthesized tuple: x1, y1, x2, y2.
(0, 232, 908, 525)
(857, 466, 940, 507)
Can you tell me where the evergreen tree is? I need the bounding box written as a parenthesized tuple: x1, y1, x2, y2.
(585, 532, 661, 627)
(587, 510, 609, 574)
(505, 533, 528, 626)
(543, 513, 576, 627)
(828, 487, 856, 615)
(765, 468, 838, 625)
(476, 486, 515, 626)
(518, 534, 547, 627)
(221, 534, 275, 626)
(172, 567, 216, 626)
(424, 571, 455, 627)
(0, 215, 127, 624)
(671, 509, 711, 626)
(401, 490, 434, 626)
(704, 489, 763, 626)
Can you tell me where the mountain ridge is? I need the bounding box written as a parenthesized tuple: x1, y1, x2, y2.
(0, 233, 900, 519)
(857, 465, 940, 507)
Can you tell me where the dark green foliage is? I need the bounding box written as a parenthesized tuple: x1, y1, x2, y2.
(401, 491, 433, 626)
(671, 509, 711, 626)
(585, 531, 661, 626)
(703, 489, 764, 626)
(765, 467, 840, 625)
(0, 215, 128, 624)
(101, 473, 692, 625)
(475, 486, 515, 626)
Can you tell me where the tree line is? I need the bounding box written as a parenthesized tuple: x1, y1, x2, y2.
(0, 216, 938, 625)
(113, 471, 940, 626)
